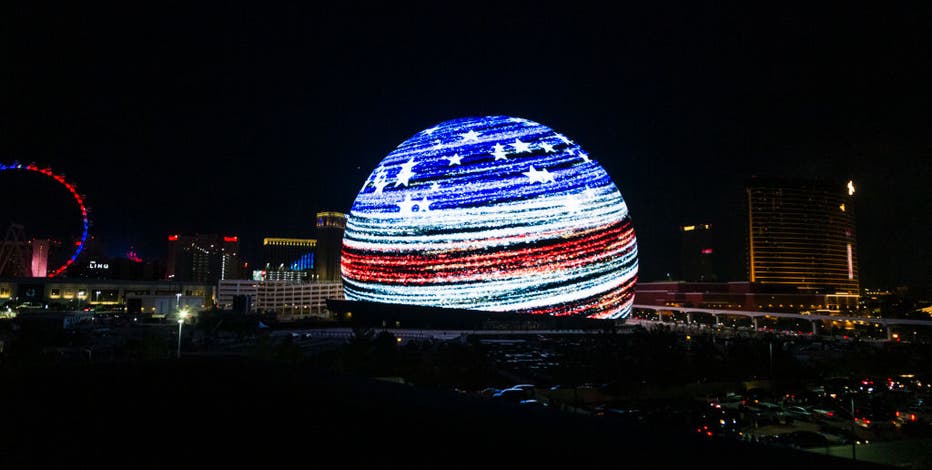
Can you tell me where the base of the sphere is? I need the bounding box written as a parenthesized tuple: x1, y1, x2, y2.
(326, 299, 620, 331)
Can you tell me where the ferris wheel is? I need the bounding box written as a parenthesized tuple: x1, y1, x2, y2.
(0, 162, 90, 277)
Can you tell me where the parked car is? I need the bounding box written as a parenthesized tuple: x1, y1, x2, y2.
(784, 405, 812, 421)
(479, 387, 500, 398)
(519, 399, 547, 408)
(492, 388, 529, 403)
(511, 384, 536, 397)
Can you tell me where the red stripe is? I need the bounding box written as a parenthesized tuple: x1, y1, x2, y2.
(343, 220, 634, 284)
(516, 277, 637, 317)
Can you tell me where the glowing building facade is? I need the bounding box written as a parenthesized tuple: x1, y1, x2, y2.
(254, 280, 344, 318)
(746, 177, 859, 294)
(30, 239, 49, 278)
(263, 238, 316, 271)
(217, 279, 344, 318)
(341, 116, 638, 319)
(259, 237, 316, 281)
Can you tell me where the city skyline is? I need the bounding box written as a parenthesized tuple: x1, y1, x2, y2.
(3, 4, 931, 294)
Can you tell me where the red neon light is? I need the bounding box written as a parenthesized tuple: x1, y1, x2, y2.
(701, 248, 713, 254)
(168, 235, 179, 241)
(224, 236, 238, 243)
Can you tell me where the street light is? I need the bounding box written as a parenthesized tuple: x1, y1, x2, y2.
(177, 307, 190, 359)
(95, 290, 101, 303)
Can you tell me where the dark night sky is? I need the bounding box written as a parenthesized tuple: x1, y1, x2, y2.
(3, 3, 931, 294)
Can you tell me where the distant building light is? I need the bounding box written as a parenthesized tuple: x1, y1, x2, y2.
(701, 248, 713, 254)
(847, 243, 854, 280)
(682, 225, 695, 231)
(848, 180, 855, 196)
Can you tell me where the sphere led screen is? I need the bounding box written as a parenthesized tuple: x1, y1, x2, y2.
(341, 116, 638, 319)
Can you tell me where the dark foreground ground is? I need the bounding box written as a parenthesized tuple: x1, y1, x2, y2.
(0, 358, 893, 469)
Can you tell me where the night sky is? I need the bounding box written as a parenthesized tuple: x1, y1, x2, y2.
(4, 3, 931, 294)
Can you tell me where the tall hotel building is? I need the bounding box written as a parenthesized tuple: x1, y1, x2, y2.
(315, 211, 346, 282)
(166, 234, 242, 282)
(680, 224, 716, 282)
(746, 177, 859, 294)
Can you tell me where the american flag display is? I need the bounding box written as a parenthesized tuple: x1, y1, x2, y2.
(341, 116, 638, 319)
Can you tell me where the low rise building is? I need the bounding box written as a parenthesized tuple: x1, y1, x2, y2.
(217, 279, 343, 319)
(634, 281, 859, 314)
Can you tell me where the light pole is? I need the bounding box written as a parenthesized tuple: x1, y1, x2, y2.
(95, 290, 101, 303)
(175, 292, 182, 311)
(177, 308, 189, 359)
(851, 397, 857, 461)
(769, 341, 774, 380)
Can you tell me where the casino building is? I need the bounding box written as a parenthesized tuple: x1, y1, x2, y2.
(216, 279, 343, 319)
(634, 281, 859, 314)
(745, 177, 859, 294)
(260, 237, 316, 282)
(0, 277, 215, 314)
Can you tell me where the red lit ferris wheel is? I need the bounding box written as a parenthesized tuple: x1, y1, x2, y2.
(0, 162, 90, 277)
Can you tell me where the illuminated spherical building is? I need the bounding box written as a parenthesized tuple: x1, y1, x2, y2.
(341, 116, 638, 319)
